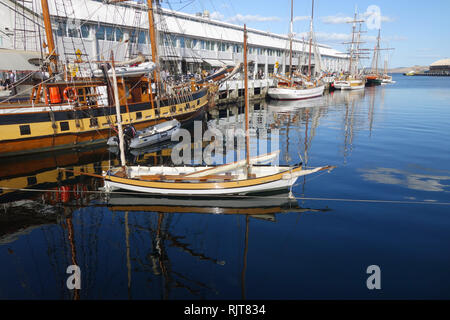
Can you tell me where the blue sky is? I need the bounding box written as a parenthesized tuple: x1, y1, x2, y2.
(160, 0, 450, 68)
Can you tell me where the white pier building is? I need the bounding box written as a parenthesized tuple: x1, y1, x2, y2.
(0, 0, 349, 76)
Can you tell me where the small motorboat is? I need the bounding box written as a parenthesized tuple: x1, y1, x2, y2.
(93, 61, 156, 78)
(107, 120, 181, 150)
(129, 119, 181, 149)
(107, 125, 137, 148)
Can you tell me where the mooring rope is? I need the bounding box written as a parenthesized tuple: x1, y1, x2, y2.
(0, 186, 449, 206)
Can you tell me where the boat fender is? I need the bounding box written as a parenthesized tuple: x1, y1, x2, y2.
(63, 87, 77, 102)
(60, 185, 70, 203)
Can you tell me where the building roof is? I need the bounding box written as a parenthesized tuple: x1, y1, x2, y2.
(0, 49, 41, 71)
(430, 59, 450, 67)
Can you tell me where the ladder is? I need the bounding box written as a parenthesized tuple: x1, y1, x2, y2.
(53, 0, 93, 74)
(13, 0, 40, 51)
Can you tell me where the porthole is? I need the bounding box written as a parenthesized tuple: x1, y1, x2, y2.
(60, 121, 70, 131)
(20, 124, 31, 135)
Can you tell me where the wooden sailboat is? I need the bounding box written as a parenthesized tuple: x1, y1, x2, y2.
(365, 29, 393, 86)
(381, 58, 395, 84)
(102, 24, 335, 196)
(333, 10, 366, 90)
(268, 0, 325, 101)
(0, 0, 216, 158)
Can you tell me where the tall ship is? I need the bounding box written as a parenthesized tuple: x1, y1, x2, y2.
(365, 29, 393, 86)
(0, 0, 223, 158)
(268, 0, 325, 101)
(333, 10, 366, 90)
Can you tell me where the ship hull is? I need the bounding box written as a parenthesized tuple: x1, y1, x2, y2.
(0, 88, 208, 158)
(267, 85, 325, 100)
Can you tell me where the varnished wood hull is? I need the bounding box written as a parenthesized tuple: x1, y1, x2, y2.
(103, 165, 331, 196)
(0, 89, 208, 158)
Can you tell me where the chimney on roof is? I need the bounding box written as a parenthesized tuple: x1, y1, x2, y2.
(203, 10, 210, 19)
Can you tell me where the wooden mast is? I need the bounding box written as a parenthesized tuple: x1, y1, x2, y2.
(375, 29, 381, 76)
(289, 0, 293, 83)
(111, 51, 127, 168)
(41, 0, 58, 75)
(348, 11, 357, 76)
(308, 0, 314, 81)
(147, 0, 160, 88)
(244, 24, 250, 175)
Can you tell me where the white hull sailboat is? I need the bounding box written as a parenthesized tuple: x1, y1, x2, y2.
(333, 10, 366, 91)
(268, 84, 325, 100)
(269, 0, 325, 102)
(102, 163, 333, 196)
(334, 79, 365, 90)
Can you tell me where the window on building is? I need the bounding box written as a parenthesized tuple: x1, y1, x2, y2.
(96, 25, 105, 40)
(219, 42, 229, 52)
(57, 21, 67, 37)
(200, 40, 205, 50)
(129, 29, 137, 43)
(179, 36, 185, 48)
(185, 38, 195, 49)
(115, 28, 123, 42)
(68, 23, 79, 38)
(105, 26, 115, 41)
(233, 44, 242, 53)
(138, 31, 147, 44)
(161, 34, 176, 47)
(81, 24, 90, 38)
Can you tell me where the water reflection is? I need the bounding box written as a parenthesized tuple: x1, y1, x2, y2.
(0, 177, 330, 299)
(359, 167, 450, 192)
(4, 80, 449, 299)
(0, 139, 331, 299)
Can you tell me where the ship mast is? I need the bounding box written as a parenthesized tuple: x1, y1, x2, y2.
(308, 0, 314, 81)
(244, 24, 250, 176)
(147, 0, 160, 86)
(375, 29, 380, 75)
(348, 12, 357, 75)
(41, 0, 58, 75)
(289, 0, 293, 83)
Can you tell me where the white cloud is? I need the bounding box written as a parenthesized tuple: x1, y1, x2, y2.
(321, 12, 394, 25)
(294, 16, 310, 22)
(210, 11, 225, 20)
(321, 15, 353, 24)
(227, 14, 281, 24)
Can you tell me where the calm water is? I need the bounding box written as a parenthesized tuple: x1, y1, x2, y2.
(0, 75, 449, 299)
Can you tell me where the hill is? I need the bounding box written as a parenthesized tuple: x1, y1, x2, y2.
(388, 66, 429, 74)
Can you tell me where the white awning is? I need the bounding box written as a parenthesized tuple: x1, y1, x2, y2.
(161, 56, 181, 61)
(0, 49, 41, 71)
(202, 59, 227, 67)
(183, 57, 203, 63)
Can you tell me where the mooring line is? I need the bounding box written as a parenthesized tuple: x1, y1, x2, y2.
(0, 186, 449, 206)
